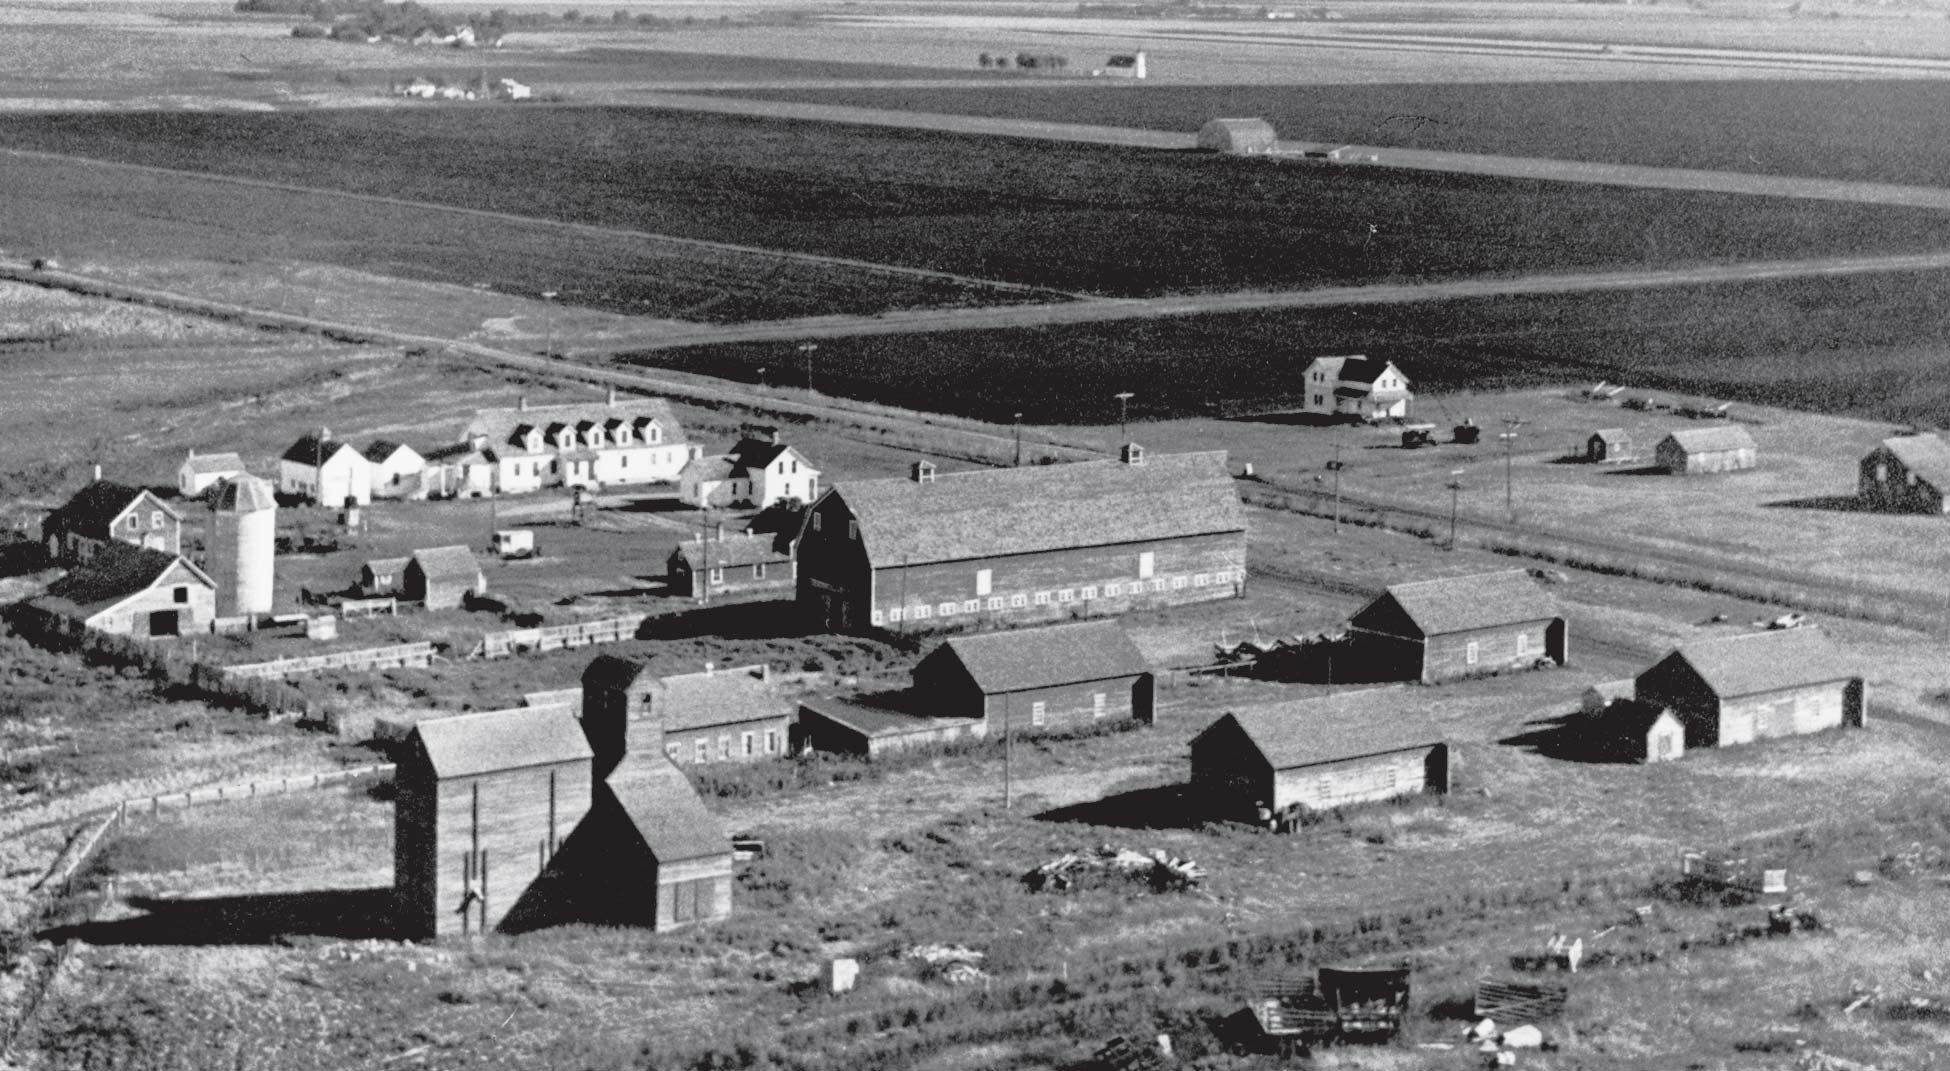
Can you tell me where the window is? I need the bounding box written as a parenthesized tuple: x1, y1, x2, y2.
(172, 586, 189, 604)
(812, 512, 823, 532)
(666, 743, 682, 762)
(754, 562, 766, 580)
(938, 601, 956, 617)
(742, 732, 755, 757)
(620, 455, 628, 469)
(1010, 594, 1027, 608)
(718, 736, 731, 760)
(1466, 641, 1480, 665)
(1516, 633, 1530, 657)
(150, 511, 164, 530)
(649, 425, 662, 444)
(1080, 586, 1097, 600)
(1656, 734, 1674, 759)
(847, 520, 859, 541)
(1171, 576, 1188, 590)
(1031, 701, 1047, 727)
(871, 609, 885, 626)
(1058, 589, 1075, 603)
(975, 569, 992, 597)
(766, 730, 780, 754)
(963, 599, 979, 613)
(695, 739, 710, 763)
(791, 461, 798, 474)
(912, 605, 931, 620)
(1194, 574, 1209, 587)
(987, 597, 1004, 611)
(1105, 582, 1122, 598)
(1151, 579, 1168, 592)
(887, 607, 904, 623)
(1033, 591, 1051, 606)
(126, 515, 139, 532)
(1138, 551, 1155, 579)
(1093, 693, 1107, 718)
(708, 566, 724, 585)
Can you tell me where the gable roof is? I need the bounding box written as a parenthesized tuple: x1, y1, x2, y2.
(45, 481, 177, 538)
(930, 621, 1150, 693)
(409, 545, 481, 584)
(412, 705, 593, 779)
(281, 434, 362, 468)
(653, 669, 785, 733)
(1336, 357, 1402, 386)
(363, 440, 419, 464)
(1878, 433, 1950, 490)
(603, 756, 729, 863)
(681, 455, 738, 484)
(1654, 628, 1857, 699)
(1209, 689, 1443, 770)
(211, 475, 277, 513)
(1661, 425, 1755, 455)
(728, 437, 791, 473)
(463, 397, 685, 451)
(1590, 428, 1629, 445)
(1362, 570, 1558, 637)
(672, 534, 791, 571)
(180, 452, 245, 476)
(34, 544, 213, 620)
(831, 451, 1242, 567)
(362, 556, 410, 577)
(1606, 698, 1680, 736)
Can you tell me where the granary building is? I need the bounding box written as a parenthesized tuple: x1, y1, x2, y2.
(910, 621, 1155, 732)
(1299, 356, 1413, 422)
(279, 430, 374, 506)
(582, 658, 792, 766)
(1860, 433, 1950, 514)
(456, 390, 698, 495)
(177, 450, 248, 497)
(405, 545, 486, 611)
(1190, 688, 1449, 826)
(794, 447, 1246, 633)
(1655, 425, 1756, 475)
(42, 478, 182, 564)
(1584, 429, 1635, 464)
(1197, 117, 1277, 154)
(1345, 569, 1565, 684)
(26, 543, 217, 639)
(363, 441, 427, 500)
(1633, 628, 1865, 750)
(678, 427, 821, 511)
(666, 531, 795, 603)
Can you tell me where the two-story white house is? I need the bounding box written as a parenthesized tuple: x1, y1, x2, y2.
(42, 476, 183, 565)
(1300, 356, 1414, 422)
(279, 430, 374, 506)
(678, 428, 821, 511)
(457, 390, 698, 495)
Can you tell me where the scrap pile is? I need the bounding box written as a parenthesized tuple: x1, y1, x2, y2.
(1230, 963, 1410, 1056)
(1878, 841, 1948, 880)
(1024, 845, 1206, 894)
(904, 944, 987, 985)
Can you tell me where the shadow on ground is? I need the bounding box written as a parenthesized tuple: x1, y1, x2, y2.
(42, 887, 400, 946)
(1499, 714, 1624, 764)
(1034, 783, 1210, 830)
(1764, 495, 1870, 512)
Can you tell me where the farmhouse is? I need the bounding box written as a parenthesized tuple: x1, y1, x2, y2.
(795, 448, 1245, 633)
(1860, 433, 1950, 514)
(582, 658, 791, 767)
(667, 532, 795, 603)
(405, 545, 485, 610)
(42, 478, 182, 564)
(1190, 689, 1448, 825)
(458, 390, 698, 495)
(363, 440, 427, 499)
(1584, 429, 1635, 464)
(910, 621, 1155, 733)
(177, 450, 247, 497)
(1197, 117, 1277, 154)
(360, 556, 410, 597)
(1655, 425, 1756, 475)
(26, 543, 216, 639)
(1346, 570, 1565, 684)
(1299, 356, 1413, 422)
(1633, 629, 1865, 750)
(678, 428, 821, 510)
(279, 430, 374, 506)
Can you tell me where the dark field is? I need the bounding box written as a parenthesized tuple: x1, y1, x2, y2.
(6, 108, 1950, 306)
(705, 79, 1950, 188)
(633, 268, 1950, 424)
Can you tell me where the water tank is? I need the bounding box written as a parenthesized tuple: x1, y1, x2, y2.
(210, 475, 277, 617)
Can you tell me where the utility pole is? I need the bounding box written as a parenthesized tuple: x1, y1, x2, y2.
(799, 342, 818, 394)
(756, 366, 767, 388)
(1500, 415, 1524, 521)
(1327, 443, 1345, 533)
(1446, 468, 1464, 550)
(1013, 412, 1024, 467)
(1003, 693, 1013, 811)
(539, 290, 558, 358)
(1113, 391, 1134, 444)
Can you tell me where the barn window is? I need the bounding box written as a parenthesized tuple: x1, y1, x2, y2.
(987, 597, 1004, 610)
(1517, 633, 1530, 656)
(1466, 641, 1480, 665)
(766, 730, 780, 753)
(1171, 576, 1187, 590)
(847, 520, 859, 540)
(962, 599, 978, 613)
(666, 743, 681, 762)
(742, 732, 754, 757)
(886, 607, 903, 623)
(1092, 693, 1107, 718)
(1151, 579, 1168, 592)
(1138, 552, 1155, 579)
(1031, 701, 1047, 727)
(913, 605, 931, 619)
(1034, 592, 1051, 606)
(871, 609, 885, 626)
(1194, 573, 1209, 587)
(1058, 589, 1075, 603)
(695, 739, 709, 763)
(172, 586, 189, 604)
(937, 601, 955, 617)
(718, 736, 731, 760)
(1105, 583, 1122, 597)
(1010, 594, 1027, 608)
(812, 513, 823, 532)
(1080, 586, 1097, 600)
(976, 569, 992, 596)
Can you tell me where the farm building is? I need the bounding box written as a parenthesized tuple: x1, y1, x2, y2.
(678, 427, 821, 510)
(359, 556, 410, 597)
(910, 621, 1155, 733)
(1597, 700, 1687, 764)
(207, 475, 277, 618)
(1585, 429, 1635, 464)
(794, 695, 986, 759)
(568, 757, 734, 931)
(25, 543, 217, 639)
(1300, 356, 1413, 422)
(279, 430, 374, 506)
(1655, 426, 1757, 475)
(1198, 117, 1277, 154)
(1581, 678, 1634, 717)
(42, 478, 182, 564)
(458, 390, 699, 495)
(795, 448, 1245, 633)
(1859, 433, 1950, 514)
(1190, 689, 1448, 825)
(1634, 629, 1865, 750)
(364, 440, 427, 499)
(1345, 570, 1565, 684)
(393, 706, 595, 939)
(667, 531, 795, 603)
(405, 545, 485, 610)
(582, 658, 791, 767)
(177, 450, 247, 497)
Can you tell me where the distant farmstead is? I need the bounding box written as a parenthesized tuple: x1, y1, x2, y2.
(1300, 356, 1413, 422)
(1860, 433, 1950, 514)
(1346, 569, 1565, 684)
(1633, 628, 1865, 750)
(1655, 426, 1756, 474)
(1584, 429, 1635, 464)
(1197, 117, 1277, 155)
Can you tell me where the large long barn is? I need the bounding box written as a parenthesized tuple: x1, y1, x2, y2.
(795, 447, 1246, 633)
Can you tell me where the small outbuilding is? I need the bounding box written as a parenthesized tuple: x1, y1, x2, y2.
(584, 757, 735, 930)
(25, 543, 217, 639)
(1860, 433, 1950, 514)
(1655, 426, 1756, 475)
(1345, 570, 1565, 684)
(1190, 689, 1448, 825)
(359, 556, 411, 597)
(405, 545, 486, 610)
(911, 621, 1155, 733)
(582, 658, 792, 767)
(667, 532, 795, 603)
(1601, 700, 1687, 764)
(794, 695, 986, 759)
(1584, 429, 1635, 464)
(1633, 628, 1865, 750)
(1198, 117, 1278, 155)
(178, 450, 248, 497)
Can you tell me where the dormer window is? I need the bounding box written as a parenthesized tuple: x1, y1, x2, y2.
(584, 428, 604, 448)
(523, 431, 543, 453)
(647, 423, 663, 444)
(613, 425, 632, 446)
(553, 430, 574, 449)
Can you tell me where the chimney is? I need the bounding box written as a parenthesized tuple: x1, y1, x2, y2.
(518, 395, 529, 412)
(715, 521, 725, 542)
(92, 463, 102, 482)
(320, 426, 332, 442)
(1121, 443, 1146, 466)
(606, 386, 617, 407)
(911, 460, 937, 484)
(770, 427, 784, 445)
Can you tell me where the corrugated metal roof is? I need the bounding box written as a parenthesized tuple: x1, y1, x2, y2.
(932, 621, 1150, 694)
(834, 450, 1241, 567)
(1879, 433, 1950, 490)
(603, 756, 729, 863)
(34, 544, 213, 619)
(463, 397, 685, 451)
(1372, 569, 1558, 637)
(410, 545, 482, 584)
(412, 705, 592, 779)
(1661, 425, 1755, 455)
(45, 481, 178, 539)
(1209, 688, 1443, 770)
(1660, 628, 1856, 699)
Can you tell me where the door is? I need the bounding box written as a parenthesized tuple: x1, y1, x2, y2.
(148, 610, 180, 637)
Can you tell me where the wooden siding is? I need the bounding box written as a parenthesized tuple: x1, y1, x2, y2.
(1419, 620, 1559, 684)
(88, 575, 217, 638)
(1657, 440, 1756, 474)
(655, 855, 734, 931)
(1189, 719, 1274, 822)
(668, 554, 796, 602)
(977, 676, 1150, 736)
(1717, 682, 1847, 748)
(1860, 447, 1949, 514)
(796, 494, 873, 631)
(1271, 747, 1446, 812)
(660, 715, 792, 765)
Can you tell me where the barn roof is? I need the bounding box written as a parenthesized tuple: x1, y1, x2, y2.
(833, 450, 1241, 567)
(1210, 689, 1443, 771)
(672, 534, 791, 571)
(363, 440, 418, 464)
(1879, 433, 1950, 490)
(412, 706, 593, 779)
(1660, 425, 1755, 455)
(1655, 628, 1857, 699)
(654, 669, 784, 733)
(1590, 428, 1629, 445)
(34, 544, 214, 620)
(281, 434, 361, 468)
(603, 756, 728, 863)
(211, 475, 276, 512)
(45, 480, 176, 538)
(363, 556, 410, 577)
(409, 545, 481, 584)
(1368, 569, 1558, 637)
(930, 622, 1150, 694)
(180, 452, 245, 475)
(464, 397, 684, 451)
(1605, 698, 1678, 736)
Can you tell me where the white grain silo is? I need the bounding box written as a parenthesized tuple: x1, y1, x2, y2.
(210, 475, 277, 617)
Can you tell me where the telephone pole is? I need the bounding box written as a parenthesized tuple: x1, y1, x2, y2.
(1013, 412, 1024, 467)
(1500, 416, 1524, 521)
(1327, 443, 1345, 533)
(539, 290, 558, 358)
(1446, 468, 1465, 550)
(1113, 391, 1134, 444)
(798, 342, 818, 394)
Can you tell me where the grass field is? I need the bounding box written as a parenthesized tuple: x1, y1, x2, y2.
(6, 108, 1950, 306)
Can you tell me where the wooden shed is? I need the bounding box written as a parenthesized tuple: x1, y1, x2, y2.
(1860, 433, 1950, 514)
(1585, 429, 1635, 464)
(360, 556, 410, 597)
(394, 706, 594, 939)
(1198, 117, 1278, 155)
(795, 695, 987, 759)
(1346, 570, 1565, 684)
(1190, 689, 1448, 826)
(572, 757, 734, 931)
(406, 545, 486, 610)
(911, 621, 1155, 734)
(1655, 426, 1756, 474)
(1633, 629, 1865, 750)
(1602, 700, 1686, 764)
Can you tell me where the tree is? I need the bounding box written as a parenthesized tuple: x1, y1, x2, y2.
(978, 52, 992, 67)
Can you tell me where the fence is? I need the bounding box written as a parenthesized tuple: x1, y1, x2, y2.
(7, 615, 316, 719)
(469, 613, 647, 660)
(223, 642, 435, 680)
(115, 763, 396, 816)
(340, 596, 397, 619)
(2, 804, 127, 1054)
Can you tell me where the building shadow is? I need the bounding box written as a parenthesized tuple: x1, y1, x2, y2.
(0, 540, 47, 579)
(1243, 639, 1405, 686)
(1498, 714, 1622, 764)
(41, 887, 400, 946)
(640, 599, 808, 640)
(1223, 411, 1344, 428)
(610, 497, 692, 514)
(1602, 466, 1671, 477)
(1033, 783, 1212, 831)
(1764, 495, 1868, 513)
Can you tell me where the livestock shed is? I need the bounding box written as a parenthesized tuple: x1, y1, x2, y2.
(42, 478, 182, 564)
(1860, 433, 1950, 514)
(796, 447, 1245, 633)
(1585, 429, 1635, 464)
(25, 543, 217, 639)
(667, 531, 795, 603)
(1633, 629, 1865, 750)
(1198, 117, 1277, 154)
(795, 695, 987, 759)
(1190, 689, 1448, 825)
(406, 545, 486, 610)
(1346, 570, 1565, 684)
(582, 657, 791, 768)
(1655, 426, 1757, 474)
(910, 621, 1155, 733)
